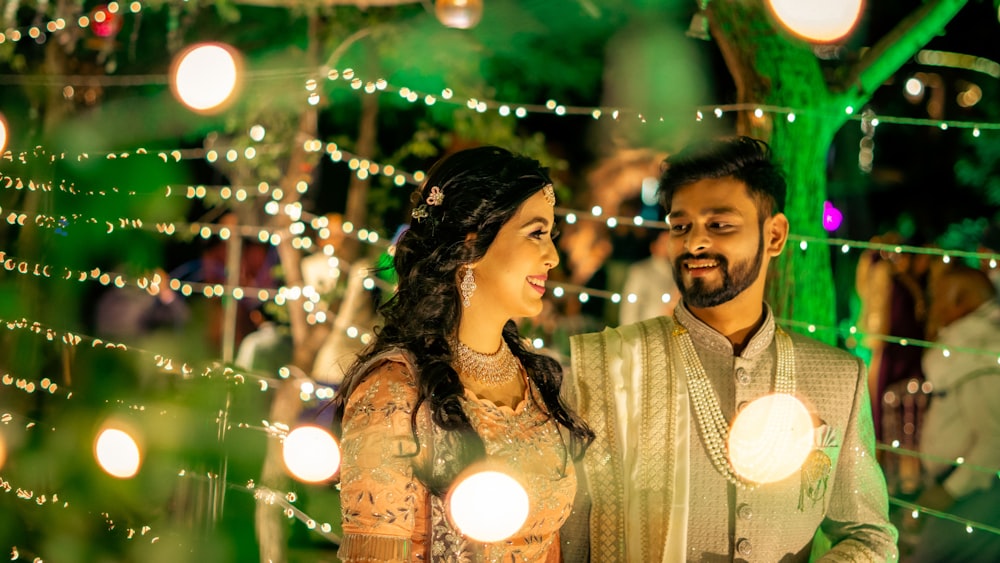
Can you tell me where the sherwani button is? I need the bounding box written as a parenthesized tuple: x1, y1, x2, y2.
(737, 538, 752, 556)
(737, 503, 753, 520)
(735, 367, 751, 385)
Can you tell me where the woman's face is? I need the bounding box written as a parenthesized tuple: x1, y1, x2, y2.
(466, 190, 560, 323)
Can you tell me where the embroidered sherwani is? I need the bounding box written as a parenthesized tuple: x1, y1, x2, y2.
(338, 353, 576, 562)
(562, 303, 898, 562)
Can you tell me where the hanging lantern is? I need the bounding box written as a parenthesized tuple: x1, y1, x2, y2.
(435, 0, 484, 30)
(766, 0, 863, 43)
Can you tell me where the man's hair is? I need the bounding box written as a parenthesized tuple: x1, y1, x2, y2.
(658, 136, 786, 221)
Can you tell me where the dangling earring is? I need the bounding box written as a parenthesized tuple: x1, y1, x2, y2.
(460, 266, 477, 308)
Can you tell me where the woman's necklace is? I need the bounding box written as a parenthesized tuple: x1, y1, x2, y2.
(673, 320, 795, 489)
(451, 337, 521, 387)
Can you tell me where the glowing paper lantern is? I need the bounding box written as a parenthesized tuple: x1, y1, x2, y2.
(822, 201, 843, 232)
(0, 431, 6, 470)
(435, 0, 484, 29)
(0, 114, 7, 154)
(448, 469, 529, 542)
(766, 0, 863, 43)
(728, 394, 814, 484)
(94, 427, 142, 479)
(170, 43, 242, 114)
(282, 425, 341, 483)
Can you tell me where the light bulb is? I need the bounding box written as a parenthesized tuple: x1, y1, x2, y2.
(170, 42, 242, 113)
(767, 0, 863, 42)
(435, 0, 484, 29)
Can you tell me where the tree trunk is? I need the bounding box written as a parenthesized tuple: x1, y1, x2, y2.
(709, 0, 967, 339)
(341, 69, 379, 263)
(255, 15, 322, 563)
(710, 1, 843, 338)
(766, 115, 839, 332)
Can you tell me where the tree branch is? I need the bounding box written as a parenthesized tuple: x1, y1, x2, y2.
(840, 0, 969, 101)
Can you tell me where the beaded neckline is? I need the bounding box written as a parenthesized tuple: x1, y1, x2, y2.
(672, 319, 796, 489)
(450, 337, 521, 388)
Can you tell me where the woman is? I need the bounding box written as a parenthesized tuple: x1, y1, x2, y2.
(334, 146, 593, 561)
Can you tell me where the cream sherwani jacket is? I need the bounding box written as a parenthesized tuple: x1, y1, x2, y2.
(561, 303, 898, 562)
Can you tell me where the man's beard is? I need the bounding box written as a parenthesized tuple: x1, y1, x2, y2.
(672, 237, 765, 308)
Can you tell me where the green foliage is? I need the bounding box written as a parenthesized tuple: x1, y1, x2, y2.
(955, 135, 1000, 206)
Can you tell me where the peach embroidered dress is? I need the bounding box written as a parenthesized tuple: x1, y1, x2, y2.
(338, 353, 575, 562)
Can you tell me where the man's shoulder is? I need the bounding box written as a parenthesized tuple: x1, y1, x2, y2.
(572, 316, 673, 344)
(786, 329, 861, 371)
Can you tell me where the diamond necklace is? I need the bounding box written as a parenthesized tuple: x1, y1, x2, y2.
(451, 337, 521, 387)
(673, 320, 795, 489)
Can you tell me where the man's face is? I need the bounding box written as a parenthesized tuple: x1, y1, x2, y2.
(666, 177, 781, 309)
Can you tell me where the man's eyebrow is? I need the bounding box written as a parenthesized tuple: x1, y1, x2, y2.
(669, 206, 742, 218)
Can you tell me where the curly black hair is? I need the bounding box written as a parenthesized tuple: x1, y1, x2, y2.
(334, 145, 593, 495)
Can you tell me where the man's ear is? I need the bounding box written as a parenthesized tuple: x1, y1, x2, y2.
(766, 213, 789, 256)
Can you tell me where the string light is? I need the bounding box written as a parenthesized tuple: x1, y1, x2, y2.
(0, 1, 145, 46)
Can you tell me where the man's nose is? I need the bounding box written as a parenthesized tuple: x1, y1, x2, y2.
(684, 224, 711, 254)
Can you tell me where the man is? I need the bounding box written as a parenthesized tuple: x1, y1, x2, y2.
(562, 137, 897, 562)
(911, 264, 1000, 562)
(619, 229, 680, 326)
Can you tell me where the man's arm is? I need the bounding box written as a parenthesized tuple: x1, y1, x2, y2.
(818, 356, 899, 562)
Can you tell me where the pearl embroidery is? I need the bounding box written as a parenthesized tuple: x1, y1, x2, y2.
(673, 320, 796, 489)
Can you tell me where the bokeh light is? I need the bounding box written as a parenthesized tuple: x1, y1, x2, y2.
(822, 201, 843, 232)
(89, 4, 122, 38)
(435, 0, 484, 29)
(448, 469, 529, 543)
(905, 77, 924, 98)
(282, 425, 341, 483)
(728, 394, 815, 484)
(170, 43, 242, 113)
(767, 0, 864, 42)
(94, 427, 142, 479)
(0, 113, 8, 154)
(0, 431, 7, 470)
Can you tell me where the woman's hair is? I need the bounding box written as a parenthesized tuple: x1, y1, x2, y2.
(334, 146, 593, 494)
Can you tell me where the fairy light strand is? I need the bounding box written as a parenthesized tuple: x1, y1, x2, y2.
(0, 1, 145, 46)
(890, 497, 1000, 537)
(877, 443, 1000, 482)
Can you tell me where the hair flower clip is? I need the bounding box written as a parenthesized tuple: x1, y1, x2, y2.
(426, 186, 444, 206)
(411, 206, 429, 221)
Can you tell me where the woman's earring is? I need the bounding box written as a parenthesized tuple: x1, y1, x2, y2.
(460, 267, 477, 308)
